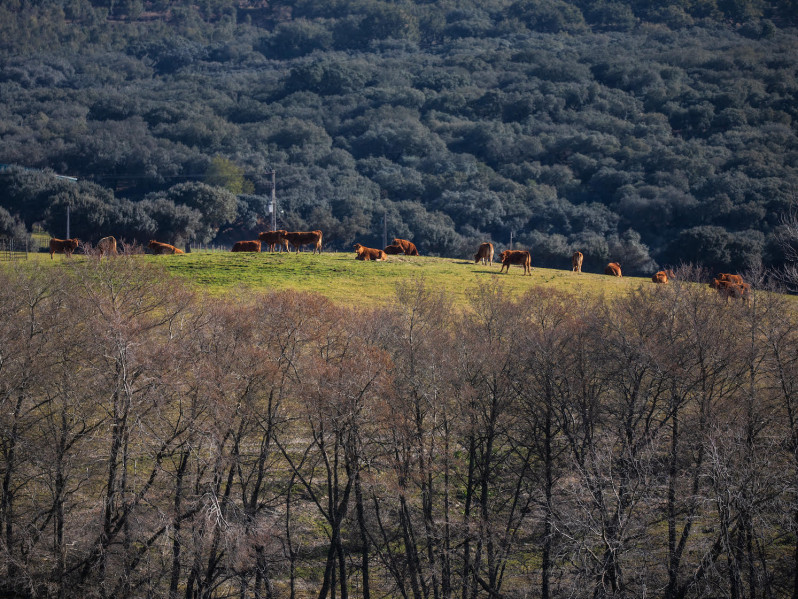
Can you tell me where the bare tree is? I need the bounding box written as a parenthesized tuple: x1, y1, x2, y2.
(275, 299, 391, 599)
(66, 258, 194, 597)
(0, 264, 80, 598)
(366, 277, 456, 599)
(513, 287, 588, 599)
(450, 281, 539, 599)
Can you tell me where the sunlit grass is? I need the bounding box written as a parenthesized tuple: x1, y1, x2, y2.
(11, 249, 794, 308)
(146, 250, 646, 306)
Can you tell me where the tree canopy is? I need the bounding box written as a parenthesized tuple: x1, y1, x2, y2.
(0, 0, 796, 273)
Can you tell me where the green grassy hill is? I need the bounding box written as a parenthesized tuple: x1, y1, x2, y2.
(18, 249, 791, 308)
(144, 250, 663, 305)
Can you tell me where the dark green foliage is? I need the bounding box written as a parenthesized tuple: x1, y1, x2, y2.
(664, 225, 766, 272)
(0, 0, 796, 269)
(136, 196, 202, 244)
(0, 206, 28, 239)
(162, 181, 238, 243)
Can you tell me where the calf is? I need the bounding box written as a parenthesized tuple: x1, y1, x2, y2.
(354, 243, 387, 261)
(258, 230, 288, 252)
(604, 262, 622, 277)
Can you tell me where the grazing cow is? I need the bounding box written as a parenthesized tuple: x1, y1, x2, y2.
(652, 271, 669, 284)
(284, 230, 323, 254)
(499, 250, 532, 275)
(384, 244, 404, 255)
(604, 262, 622, 277)
(49, 238, 80, 259)
(474, 242, 494, 266)
(232, 240, 262, 252)
(392, 238, 419, 256)
(354, 243, 387, 261)
(148, 240, 184, 255)
(258, 230, 288, 252)
(572, 251, 583, 273)
(97, 236, 117, 258)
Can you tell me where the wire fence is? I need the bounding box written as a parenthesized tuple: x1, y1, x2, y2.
(188, 243, 230, 252)
(0, 236, 33, 261)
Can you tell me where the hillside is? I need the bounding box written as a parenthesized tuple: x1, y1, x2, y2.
(1, 254, 797, 599)
(20, 247, 792, 309)
(145, 250, 645, 304)
(0, 0, 797, 277)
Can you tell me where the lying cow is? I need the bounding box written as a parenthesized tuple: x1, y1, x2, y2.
(284, 230, 323, 254)
(499, 249, 532, 275)
(98, 236, 117, 258)
(652, 271, 668, 284)
(232, 240, 262, 252)
(474, 242, 494, 266)
(572, 251, 583, 273)
(258, 230, 288, 252)
(49, 238, 80, 259)
(354, 243, 387, 261)
(604, 262, 622, 277)
(384, 244, 404, 255)
(392, 238, 419, 256)
(148, 240, 184, 255)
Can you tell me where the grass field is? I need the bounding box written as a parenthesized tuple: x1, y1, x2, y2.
(12, 249, 791, 308)
(140, 250, 647, 306)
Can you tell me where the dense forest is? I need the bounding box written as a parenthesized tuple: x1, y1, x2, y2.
(0, 0, 797, 273)
(2, 259, 798, 598)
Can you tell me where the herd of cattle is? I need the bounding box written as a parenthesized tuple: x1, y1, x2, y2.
(46, 232, 750, 302)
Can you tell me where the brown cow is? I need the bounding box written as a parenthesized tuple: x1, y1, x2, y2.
(258, 230, 288, 252)
(709, 275, 743, 289)
(392, 238, 419, 256)
(97, 236, 117, 258)
(49, 238, 80, 259)
(714, 273, 744, 286)
(572, 251, 583, 273)
(652, 271, 668, 284)
(284, 230, 323, 254)
(148, 240, 184, 255)
(354, 243, 387, 261)
(232, 240, 262, 252)
(499, 249, 532, 275)
(712, 279, 750, 303)
(384, 244, 404, 255)
(604, 262, 622, 277)
(474, 242, 494, 266)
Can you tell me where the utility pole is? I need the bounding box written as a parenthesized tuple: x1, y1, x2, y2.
(510, 230, 514, 250)
(270, 170, 277, 231)
(66, 205, 70, 239)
